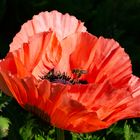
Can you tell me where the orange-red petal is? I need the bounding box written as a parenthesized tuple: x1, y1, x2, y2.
(55, 32, 97, 75)
(10, 10, 86, 52)
(87, 37, 132, 88)
(1, 62, 140, 133)
(11, 32, 62, 79)
(102, 75, 140, 125)
(58, 32, 132, 87)
(35, 77, 139, 133)
(0, 53, 30, 96)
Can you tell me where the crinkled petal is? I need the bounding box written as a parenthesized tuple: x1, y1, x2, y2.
(43, 81, 113, 132)
(58, 32, 132, 87)
(11, 32, 62, 79)
(87, 36, 132, 88)
(10, 10, 86, 51)
(0, 71, 27, 105)
(101, 75, 140, 125)
(43, 77, 140, 132)
(55, 32, 97, 75)
(51, 108, 107, 133)
(29, 81, 108, 132)
(0, 63, 40, 106)
(1, 72, 139, 133)
(0, 53, 30, 96)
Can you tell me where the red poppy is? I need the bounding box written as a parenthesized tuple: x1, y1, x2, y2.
(0, 11, 140, 133)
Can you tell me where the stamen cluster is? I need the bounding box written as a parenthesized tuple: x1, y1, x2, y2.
(42, 69, 88, 84)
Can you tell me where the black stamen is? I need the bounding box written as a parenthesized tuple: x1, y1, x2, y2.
(41, 69, 88, 85)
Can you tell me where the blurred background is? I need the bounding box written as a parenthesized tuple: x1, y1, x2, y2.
(0, 0, 140, 140)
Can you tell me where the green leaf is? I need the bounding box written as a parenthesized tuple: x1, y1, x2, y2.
(0, 92, 11, 110)
(124, 121, 131, 140)
(0, 116, 10, 138)
(19, 118, 35, 140)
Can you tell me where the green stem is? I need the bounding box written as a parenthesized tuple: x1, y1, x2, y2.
(56, 127, 65, 140)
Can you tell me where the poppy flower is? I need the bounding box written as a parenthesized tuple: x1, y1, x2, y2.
(0, 11, 140, 133)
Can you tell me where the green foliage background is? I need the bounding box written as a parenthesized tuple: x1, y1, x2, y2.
(0, 0, 140, 139)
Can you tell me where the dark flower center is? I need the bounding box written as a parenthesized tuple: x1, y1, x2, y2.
(42, 69, 88, 84)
